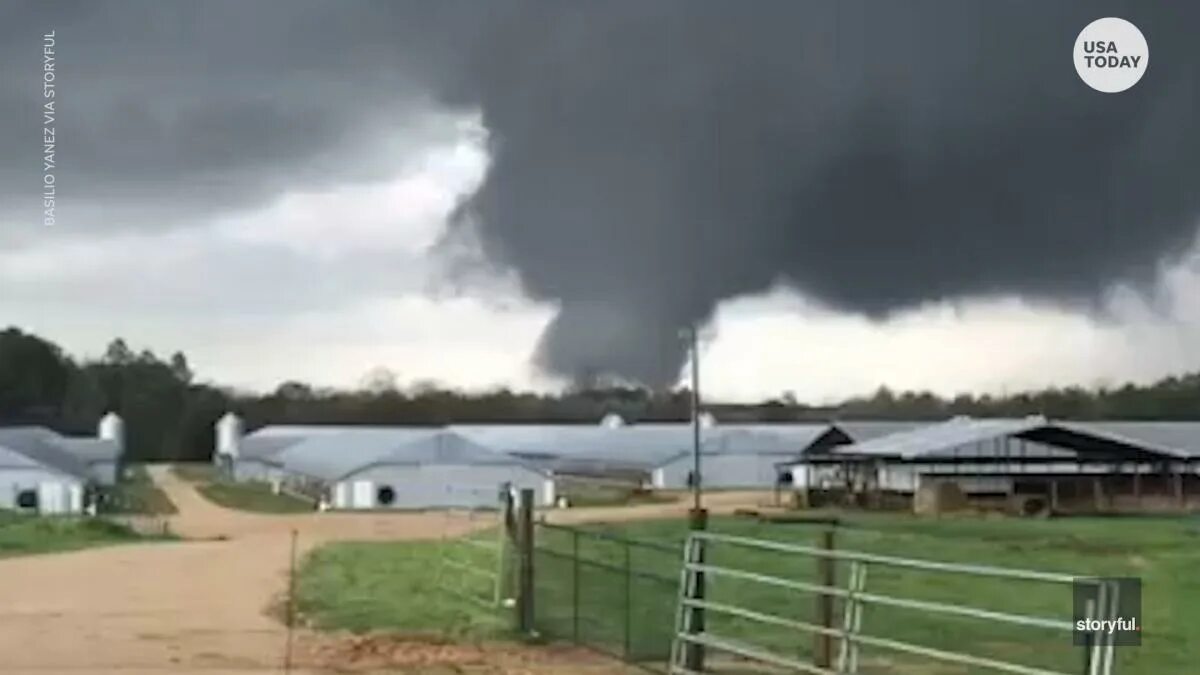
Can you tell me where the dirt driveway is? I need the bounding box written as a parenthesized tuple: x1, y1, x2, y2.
(0, 467, 649, 674)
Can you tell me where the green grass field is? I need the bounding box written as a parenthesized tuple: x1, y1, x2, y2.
(0, 510, 169, 558)
(296, 535, 511, 638)
(551, 514, 1198, 674)
(171, 463, 217, 483)
(197, 480, 315, 513)
(295, 512, 1199, 674)
(100, 465, 178, 515)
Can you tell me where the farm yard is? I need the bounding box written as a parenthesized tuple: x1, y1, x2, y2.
(0, 509, 165, 558)
(0, 460, 1194, 674)
(0, 466, 639, 674)
(299, 510, 1200, 675)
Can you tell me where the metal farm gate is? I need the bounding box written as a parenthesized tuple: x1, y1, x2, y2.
(669, 529, 1120, 675)
(531, 521, 682, 669)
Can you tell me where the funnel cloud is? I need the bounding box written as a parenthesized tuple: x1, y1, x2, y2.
(433, 1, 1200, 387)
(4, 1, 1200, 391)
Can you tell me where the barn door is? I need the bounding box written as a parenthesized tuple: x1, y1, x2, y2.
(352, 480, 374, 508)
(37, 483, 64, 515)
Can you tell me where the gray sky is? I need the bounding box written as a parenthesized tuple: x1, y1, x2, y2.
(3, 1, 1200, 401)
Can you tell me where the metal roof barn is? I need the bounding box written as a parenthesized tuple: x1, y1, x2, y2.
(0, 427, 91, 514)
(451, 424, 698, 472)
(652, 424, 838, 489)
(273, 428, 439, 483)
(833, 420, 928, 443)
(329, 429, 552, 509)
(1057, 421, 1200, 458)
(786, 416, 1197, 504)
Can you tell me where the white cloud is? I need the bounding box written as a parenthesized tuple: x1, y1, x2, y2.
(5, 112, 1200, 403)
(217, 115, 488, 260)
(201, 295, 556, 393)
(701, 249, 1200, 403)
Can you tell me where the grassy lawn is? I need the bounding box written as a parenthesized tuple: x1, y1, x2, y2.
(549, 513, 1200, 674)
(99, 464, 178, 515)
(558, 479, 676, 508)
(0, 510, 169, 558)
(171, 463, 217, 483)
(174, 462, 314, 514)
(197, 480, 315, 513)
(296, 535, 511, 638)
(298, 511, 1199, 674)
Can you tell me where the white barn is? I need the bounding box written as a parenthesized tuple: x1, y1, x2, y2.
(213, 418, 554, 510)
(0, 428, 92, 514)
(330, 430, 552, 509)
(652, 424, 844, 489)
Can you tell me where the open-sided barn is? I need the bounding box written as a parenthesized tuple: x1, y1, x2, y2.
(785, 416, 1200, 514)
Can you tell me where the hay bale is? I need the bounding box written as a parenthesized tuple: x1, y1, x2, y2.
(914, 480, 968, 515)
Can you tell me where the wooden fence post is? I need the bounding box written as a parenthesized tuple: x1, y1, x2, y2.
(814, 524, 836, 668)
(516, 488, 535, 635)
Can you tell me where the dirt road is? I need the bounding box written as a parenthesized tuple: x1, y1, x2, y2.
(0, 469, 762, 674)
(0, 468, 691, 674)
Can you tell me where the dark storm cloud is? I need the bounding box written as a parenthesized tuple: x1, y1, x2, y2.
(441, 1, 1200, 386)
(0, 0, 468, 234)
(4, 1, 1200, 388)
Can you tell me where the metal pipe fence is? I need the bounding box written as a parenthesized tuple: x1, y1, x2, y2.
(670, 529, 1119, 675)
(531, 520, 683, 671)
(434, 489, 514, 612)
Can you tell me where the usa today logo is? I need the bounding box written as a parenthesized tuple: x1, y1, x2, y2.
(1074, 18, 1148, 93)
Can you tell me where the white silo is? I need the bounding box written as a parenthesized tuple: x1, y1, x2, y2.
(599, 413, 626, 428)
(215, 412, 244, 459)
(98, 412, 125, 452)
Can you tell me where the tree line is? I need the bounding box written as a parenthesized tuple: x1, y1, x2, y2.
(3, 326, 1200, 462)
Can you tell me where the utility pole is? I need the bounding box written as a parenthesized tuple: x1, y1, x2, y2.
(685, 325, 702, 511)
(681, 324, 708, 672)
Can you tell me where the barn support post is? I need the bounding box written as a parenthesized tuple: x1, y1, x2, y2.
(1175, 467, 1185, 508)
(515, 488, 536, 635)
(1093, 476, 1104, 513)
(1050, 478, 1060, 514)
(1133, 461, 1142, 506)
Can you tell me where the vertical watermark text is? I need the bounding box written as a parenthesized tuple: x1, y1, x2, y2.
(42, 30, 57, 227)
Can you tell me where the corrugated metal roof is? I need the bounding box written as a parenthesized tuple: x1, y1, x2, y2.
(275, 428, 439, 481)
(700, 425, 833, 455)
(833, 421, 929, 442)
(452, 424, 696, 469)
(250, 424, 441, 439)
(0, 443, 46, 470)
(0, 427, 93, 480)
(360, 431, 541, 472)
(1056, 421, 1200, 458)
(239, 434, 308, 462)
(49, 438, 120, 463)
(258, 423, 842, 477)
(827, 416, 1048, 460)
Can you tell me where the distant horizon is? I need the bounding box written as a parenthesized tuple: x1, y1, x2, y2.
(12, 324, 1200, 412)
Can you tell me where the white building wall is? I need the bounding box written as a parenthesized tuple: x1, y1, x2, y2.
(233, 458, 284, 483)
(0, 468, 85, 514)
(656, 453, 793, 489)
(88, 460, 119, 486)
(334, 463, 549, 510)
